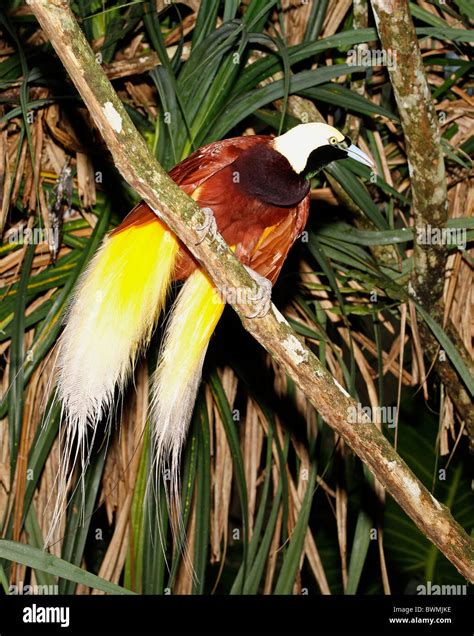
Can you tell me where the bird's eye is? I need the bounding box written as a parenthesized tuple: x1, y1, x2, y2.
(329, 136, 338, 145)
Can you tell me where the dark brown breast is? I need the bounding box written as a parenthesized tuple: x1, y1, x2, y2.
(231, 142, 310, 207)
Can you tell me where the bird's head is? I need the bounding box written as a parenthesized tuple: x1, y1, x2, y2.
(272, 122, 374, 176)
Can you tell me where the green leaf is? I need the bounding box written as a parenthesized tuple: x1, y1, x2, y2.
(24, 508, 57, 588)
(274, 467, 316, 594)
(19, 399, 60, 531)
(223, 0, 240, 22)
(346, 509, 372, 594)
(168, 412, 199, 588)
(303, 84, 398, 121)
(230, 430, 274, 594)
(192, 398, 211, 594)
(417, 26, 474, 42)
(327, 162, 389, 230)
(451, 0, 474, 19)
(232, 29, 378, 96)
(124, 423, 150, 593)
(240, 481, 283, 595)
(0, 541, 135, 595)
(242, 0, 278, 31)
(211, 65, 367, 142)
(141, 461, 168, 594)
(304, 0, 329, 42)
(191, 0, 220, 48)
(410, 2, 453, 28)
(209, 371, 249, 591)
(8, 243, 35, 473)
(415, 304, 474, 396)
(59, 445, 108, 594)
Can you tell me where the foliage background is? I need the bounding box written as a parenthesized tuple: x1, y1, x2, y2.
(0, 0, 472, 595)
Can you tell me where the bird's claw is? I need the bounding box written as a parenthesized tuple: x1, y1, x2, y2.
(244, 266, 272, 318)
(194, 207, 217, 244)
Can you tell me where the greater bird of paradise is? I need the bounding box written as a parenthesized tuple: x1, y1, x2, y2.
(54, 122, 373, 538)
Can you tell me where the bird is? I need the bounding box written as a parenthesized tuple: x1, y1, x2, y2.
(53, 122, 372, 538)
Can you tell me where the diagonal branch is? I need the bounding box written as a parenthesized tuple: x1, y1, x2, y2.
(27, 0, 473, 581)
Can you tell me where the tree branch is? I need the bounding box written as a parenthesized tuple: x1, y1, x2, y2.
(27, 0, 473, 581)
(370, 0, 473, 449)
(370, 0, 448, 313)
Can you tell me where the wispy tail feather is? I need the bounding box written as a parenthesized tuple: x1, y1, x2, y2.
(151, 268, 224, 541)
(57, 216, 178, 422)
(48, 212, 178, 546)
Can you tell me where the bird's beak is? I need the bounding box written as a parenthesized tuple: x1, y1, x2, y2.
(343, 144, 374, 169)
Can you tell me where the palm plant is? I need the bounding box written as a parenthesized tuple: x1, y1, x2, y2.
(0, 0, 472, 596)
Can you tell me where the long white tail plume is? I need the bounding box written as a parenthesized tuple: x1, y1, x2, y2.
(150, 268, 224, 540)
(48, 214, 178, 546)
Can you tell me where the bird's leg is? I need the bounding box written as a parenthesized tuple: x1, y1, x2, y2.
(243, 265, 272, 319)
(194, 207, 217, 244)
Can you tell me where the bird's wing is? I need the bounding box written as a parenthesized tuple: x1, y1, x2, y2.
(112, 136, 270, 236)
(246, 193, 310, 283)
(169, 136, 271, 194)
(116, 135, 309, 285)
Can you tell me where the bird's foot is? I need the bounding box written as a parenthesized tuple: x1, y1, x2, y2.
(194, 207, 217, 244)
(244, 265, 272, 318)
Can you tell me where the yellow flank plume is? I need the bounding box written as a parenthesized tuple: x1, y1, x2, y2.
(57, 215, 179, 435)
(151, 268, 224, 484)
(49, 212, 178, 549)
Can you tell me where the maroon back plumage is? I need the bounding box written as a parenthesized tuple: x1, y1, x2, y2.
(114, 135, 310, 283)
